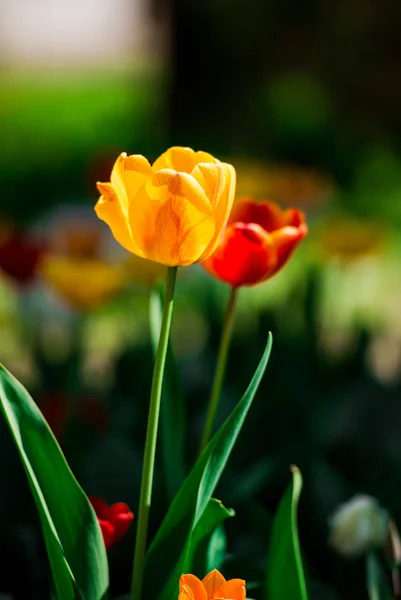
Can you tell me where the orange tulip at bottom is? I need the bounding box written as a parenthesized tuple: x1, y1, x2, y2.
(179, 569, 246, 600)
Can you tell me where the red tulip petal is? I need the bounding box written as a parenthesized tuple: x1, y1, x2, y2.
(89, 497, 109, 519)
(270, 223, 308, 274)
(230, 198, 293, 232)
(98, 518, 115, 549)
(109, 502, 132, 516)
(285, 208, 307, 228)
(89, 497, 134, 548)
(0, 231, 43, 284)
(203, 223, 277, 287)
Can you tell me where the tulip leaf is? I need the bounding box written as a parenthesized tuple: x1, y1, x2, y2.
(149, 284, 186, 500)
(266, 466, 308, 600)
(144, 333, 273, 600)
(204, 524, 227, 574)
(366, 552, 393, 600)
(187, 498, 234, 577)
(0, 364, 109, 600)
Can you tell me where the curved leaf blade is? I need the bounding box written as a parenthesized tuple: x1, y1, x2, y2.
(0, 364, 109, 600)
(266, 466, 308, 600)
(366, 552, 393, 600)
(144, 333, 273, 600)
(185, 498, 234, 577)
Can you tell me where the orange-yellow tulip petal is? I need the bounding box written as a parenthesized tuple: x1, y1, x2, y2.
(153, 146, 217, 173)
(152, 169, 212, 214)
(214, 579, 246, 600)
(179, 575, 208, 600)
(95, 182, 142, 255)
(110, 153, 152, 210)
(128, 170, 215, 265)
(202, 570, 226, 598)
(180, 570, 247, 600)
(191, 163, 227, 209)
(197, 163, 236, 261)
(96, 153, 152, 256)
(179, 584, 196, 600)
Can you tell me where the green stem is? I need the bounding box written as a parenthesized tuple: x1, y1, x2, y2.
(366, 552, 380, 600)
(199, 286, 238, 454)
(131, 266, 178, 600)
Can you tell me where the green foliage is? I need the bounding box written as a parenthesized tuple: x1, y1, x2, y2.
(144, 333, 273, 600)
(0, 364, 109, 600)
(185, 498, 234, 577)
(266, 466, 308, 600)
(366, 553, 393, 600)
(202, 524, 227, 574)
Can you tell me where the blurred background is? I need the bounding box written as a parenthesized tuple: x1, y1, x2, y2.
(1, 0, 401, 598)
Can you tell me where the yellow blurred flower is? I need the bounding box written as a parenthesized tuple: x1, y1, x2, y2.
(234, 159, 333, 209)
(40, 256, 130, 311)
(95, 146, 236, 266)
(316, 215, 388, 262)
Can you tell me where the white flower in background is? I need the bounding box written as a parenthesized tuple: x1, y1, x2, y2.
(328, 495, 389, 558)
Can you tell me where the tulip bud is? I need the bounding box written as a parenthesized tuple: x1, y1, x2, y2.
(89, 497, 134, 549)
(328, 495, 389, 558)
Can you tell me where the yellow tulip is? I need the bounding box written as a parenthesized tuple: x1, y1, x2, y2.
(40, 256, 129, 311)
(95, 147, 236, 267)
(315, 215, 388, 262)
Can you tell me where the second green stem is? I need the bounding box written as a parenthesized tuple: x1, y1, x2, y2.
(199, 286, 238, 453)
(131, 266, 177, 600)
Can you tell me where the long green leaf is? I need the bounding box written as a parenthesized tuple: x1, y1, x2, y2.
(186, 498, 234, 577)
(0, 364, 109, 600)
(144, 333, 273, 600)
(266, 466, 308, 600)
(366, 552, 393, 600)
(204, 525, 227, 574)
(149, 285, 186, 500)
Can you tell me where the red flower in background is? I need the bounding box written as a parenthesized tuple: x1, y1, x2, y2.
(0, 225, 43, 285)
(40, 392, 70, 441)
(40, 392, 110, 441)
(90, 497, 134, 549)
(203, 198, 307, 287)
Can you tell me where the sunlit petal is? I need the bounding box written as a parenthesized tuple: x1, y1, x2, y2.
(129, 170, 215, 265)
(202, 570, 226, 599)
(95, 182, 143, 256)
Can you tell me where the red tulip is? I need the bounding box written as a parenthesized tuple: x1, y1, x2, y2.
(203, 198, 307, 287)
(89, 497, 134, 549)
(40, 392, 109, 441)
(0, 226, 42, 285)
